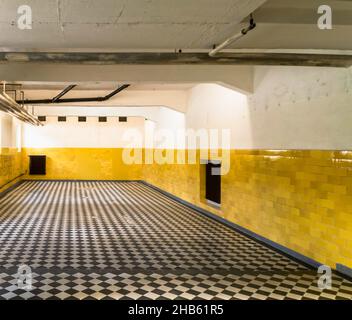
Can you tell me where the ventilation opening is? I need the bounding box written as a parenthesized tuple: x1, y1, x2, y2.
(78, 116, 87, 122)
(205, 160, 221, 207)
(119, 116, 127, 122)
(58, 116, 66, 122)
(29, 155, 46, 175)
(38, 116, 46, 122)
(99, 116, 107, 122)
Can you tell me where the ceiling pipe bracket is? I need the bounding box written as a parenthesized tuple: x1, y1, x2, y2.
(209, 13, 256, 57)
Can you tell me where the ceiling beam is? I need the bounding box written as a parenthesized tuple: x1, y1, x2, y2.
(0, 63, 254, 94)
(1, 52, 351, 67)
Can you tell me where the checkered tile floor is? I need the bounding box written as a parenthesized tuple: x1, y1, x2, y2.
(0, 180, 350, 300)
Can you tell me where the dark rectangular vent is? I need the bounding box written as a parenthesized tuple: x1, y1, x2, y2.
(205, 161, 221, 205)
(58, 116, 66, 122)
(119, 116, 127, 122)
(38, 116, 46, 122)
(99, 116, 107, 122)
(29, 155, 46, 175)
(78, 116, 86, 122)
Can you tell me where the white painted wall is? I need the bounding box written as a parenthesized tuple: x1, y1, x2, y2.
(17, 65, 352, 151)
(0, 111, 21, 150)
(24, 105, 185, 148)
(186, 66, 352, 150)
(33, 105, 184, 127)
(186, 84, 251, 149)
(23, 116, 146, 148)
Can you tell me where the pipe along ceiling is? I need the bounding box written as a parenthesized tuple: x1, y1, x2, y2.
(0, 85, 42, 126)
(19, 84, 130, 105)
(0, 83, 130, 126)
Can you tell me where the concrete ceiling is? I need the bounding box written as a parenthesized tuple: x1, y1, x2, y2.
(230, 0, 352, 50)
(0, 0, 265, 50)
(0, 0, 351, 51)
(1, 0, 352, 94)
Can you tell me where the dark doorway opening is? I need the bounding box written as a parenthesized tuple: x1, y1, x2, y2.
(205, 161, 221, 206)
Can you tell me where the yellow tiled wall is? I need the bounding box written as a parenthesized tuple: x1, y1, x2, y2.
(143, 149, 352, 269)
(22, 148, 143, 181)
(3, 147, 351, 269)
(0, 148, 24, 192)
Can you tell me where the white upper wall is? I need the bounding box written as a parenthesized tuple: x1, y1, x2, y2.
(186, 84, 251, 149)
(249, 66, 352, 150)
(23, 105, 185, 148)
(186, 66, 352, 150)
(23, 116, 146, 148)
(0, 112, 21, 150)
(8, 65, 352, 151)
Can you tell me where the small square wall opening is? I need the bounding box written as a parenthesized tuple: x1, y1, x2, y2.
(29, 155, 46, 175)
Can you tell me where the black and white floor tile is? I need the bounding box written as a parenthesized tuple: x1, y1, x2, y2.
(0, 180, 350, 300)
